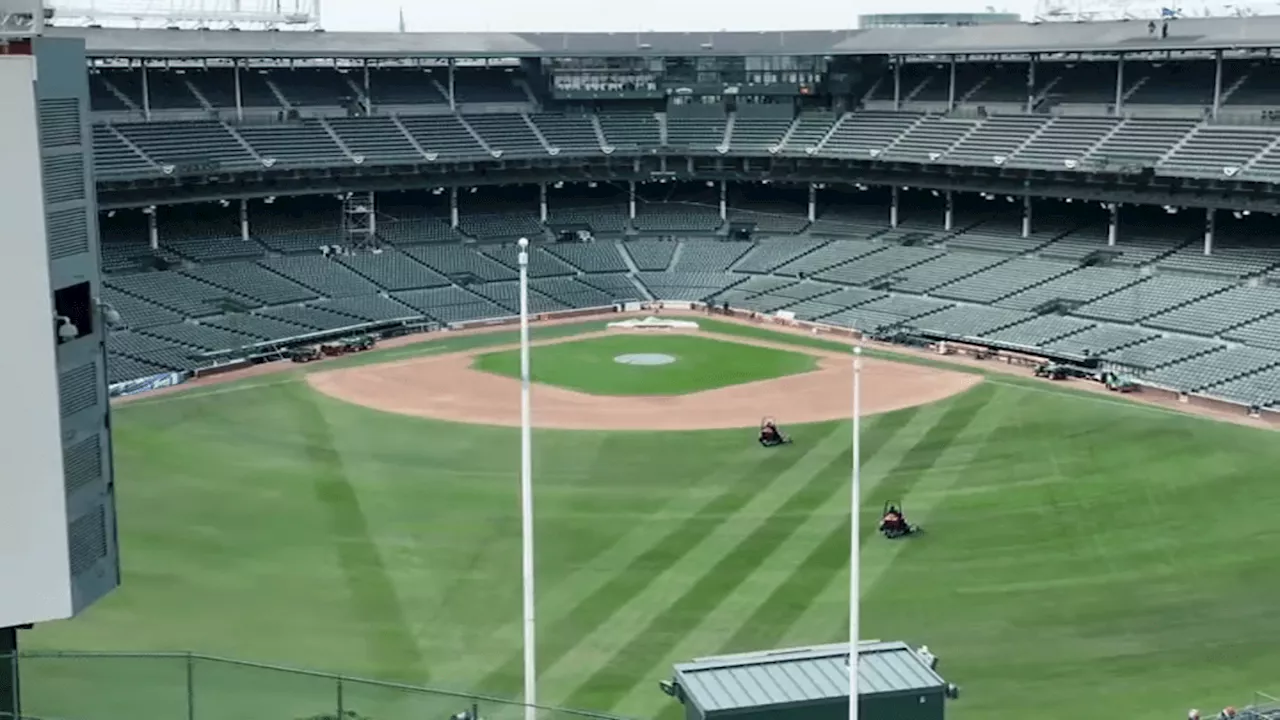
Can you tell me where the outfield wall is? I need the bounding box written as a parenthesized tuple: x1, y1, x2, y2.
(109, 300, 1280, 428)
(109, 304, 623, 398)
(727, 306, 1280, 428)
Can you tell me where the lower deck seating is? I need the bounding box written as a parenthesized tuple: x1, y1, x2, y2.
(99, 230, 1280, 410)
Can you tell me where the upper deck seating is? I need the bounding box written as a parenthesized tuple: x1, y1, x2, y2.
(93, 126, 152, 177)
(453, 68, 526, 103)
(466, 114, 547, 157)
(731, 115, 793, 151)
(882, 116, 980, 162)
(1159, 126, 1277, 177)
(1042, 61, 1127, 105)
(325, 116, 422, 164)
(824, 111, 921, 157)
(944, 115, 1047, 165)
(398, 115, 488, 160)
(267, 68, 357, 107)
(666, 114, 727, 151)
(530, 114, 602, 154)
(114, 121, 259, 171)
(237, 120, 350, 167)
(1008, 116, 1119, 169)
(1126, 62, 1217, 106)
(367, 68, 449, 107)
(1084, 119, 1198, 166)
(598, 111, 660, 150)
(780, 111, 838, 153)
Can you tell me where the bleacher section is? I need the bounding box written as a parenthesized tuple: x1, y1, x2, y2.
(89, 106, 1280, 187)
(1042, 323, 1159, 359)
(622, 241, 677, 271)
(85, 58, 1280, 192)
(543, 243, 630, 273)
(96, 218, 1280, 413)
(996, 267, 1143, 311)
(84, 58, 1280, 411)
(1073, 275, 1230, 323)
(930, 258, 1075, 304)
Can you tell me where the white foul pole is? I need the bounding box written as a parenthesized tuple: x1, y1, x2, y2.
(517, 237, 538, 720)
(849, 346, 862, 720)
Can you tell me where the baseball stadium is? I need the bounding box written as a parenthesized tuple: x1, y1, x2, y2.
(8, 5, 1280, 720)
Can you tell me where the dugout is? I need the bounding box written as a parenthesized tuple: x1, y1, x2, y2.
(663, 641, 954, 720)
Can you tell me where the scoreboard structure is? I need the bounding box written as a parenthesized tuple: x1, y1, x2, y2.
(0, 31, 120, 720)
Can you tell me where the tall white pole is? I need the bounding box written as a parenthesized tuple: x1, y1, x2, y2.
(517, 237, 537, 720)
(849, 346, 862, 720)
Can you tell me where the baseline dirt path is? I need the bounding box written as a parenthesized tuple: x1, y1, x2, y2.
(305, 329, 982, 430)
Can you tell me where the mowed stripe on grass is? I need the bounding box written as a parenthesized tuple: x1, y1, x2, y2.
(553, 405, 934, 711)
(434, 435, 818, 688)
(476, 421, 862, 697)
(607, 395, 973, 717)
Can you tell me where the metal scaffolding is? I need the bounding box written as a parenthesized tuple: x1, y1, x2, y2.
(341, 191, 378, 251)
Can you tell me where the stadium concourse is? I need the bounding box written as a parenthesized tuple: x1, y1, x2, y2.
(77, 27, 1280, 418)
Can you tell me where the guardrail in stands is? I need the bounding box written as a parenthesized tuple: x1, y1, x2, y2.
(7, 652, 628, 720)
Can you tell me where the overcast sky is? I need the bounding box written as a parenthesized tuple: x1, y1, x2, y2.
(313, 0, 1214, 32)
(53, 0, 1277, 33)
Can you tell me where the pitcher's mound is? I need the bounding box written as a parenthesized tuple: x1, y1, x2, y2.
(614, 353, 677, 366)
(307, 332, 981, 430)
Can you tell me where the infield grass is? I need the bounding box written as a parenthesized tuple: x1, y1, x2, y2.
(471, 333, 817, 395)
(21, 320, 1280, 720)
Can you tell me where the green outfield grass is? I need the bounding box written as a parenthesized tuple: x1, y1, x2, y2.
(471, 334, 817, 395)
(21, 321, 1280, 720)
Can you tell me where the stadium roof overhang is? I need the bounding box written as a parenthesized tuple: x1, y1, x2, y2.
(45, 16, 1280, 59)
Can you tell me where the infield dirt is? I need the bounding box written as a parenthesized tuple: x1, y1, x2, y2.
(305, 330, 982, 430)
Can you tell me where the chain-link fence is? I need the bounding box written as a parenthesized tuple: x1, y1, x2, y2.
(5, 653, 629, 720)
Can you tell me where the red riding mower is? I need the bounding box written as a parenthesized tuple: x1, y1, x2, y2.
(758, 417, 792, 447)
(879, 501, 920, 539)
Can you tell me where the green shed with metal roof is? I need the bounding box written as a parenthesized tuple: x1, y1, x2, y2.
(664, 641, 954, 720)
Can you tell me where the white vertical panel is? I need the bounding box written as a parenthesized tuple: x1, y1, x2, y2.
(0, 54, 74, 627)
